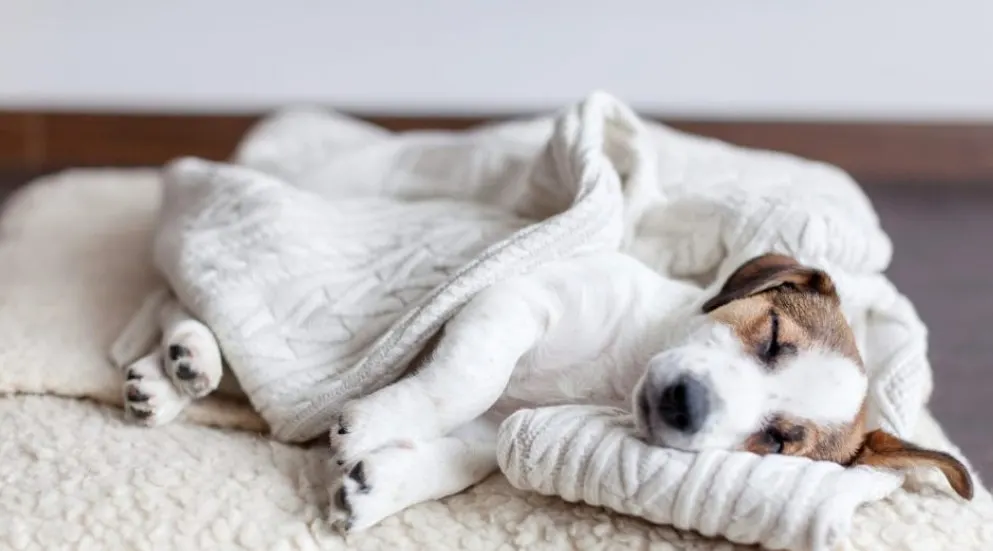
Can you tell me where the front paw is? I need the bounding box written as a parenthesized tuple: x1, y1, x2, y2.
(329, 448, 415, 533)
(329, 403, 414, 467)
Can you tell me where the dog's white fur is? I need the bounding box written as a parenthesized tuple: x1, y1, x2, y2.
(123, 251, 865, 532)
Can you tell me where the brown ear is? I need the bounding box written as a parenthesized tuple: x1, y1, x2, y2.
(702, 254, 837, 313)
(850, 429, 974, 500)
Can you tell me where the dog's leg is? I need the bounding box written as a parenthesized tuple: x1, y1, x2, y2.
(329, 416, 499, 533)
(158, 297, 223, 399)
(122, 349, 191, 426)
(330, 286, 544, 464)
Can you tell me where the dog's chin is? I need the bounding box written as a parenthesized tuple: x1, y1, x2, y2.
(632, 413, 722, 453)
(633, 412, 691, 452)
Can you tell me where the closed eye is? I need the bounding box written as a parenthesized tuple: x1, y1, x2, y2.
(762, 424, 806, 454)
(764, 427, 786, 453)
(760, 310, 795, 363)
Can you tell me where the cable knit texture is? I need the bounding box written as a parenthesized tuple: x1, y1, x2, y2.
(1, 93, 988, 550)
(144, 93, 643, 442)
(497, 406, 907, 551)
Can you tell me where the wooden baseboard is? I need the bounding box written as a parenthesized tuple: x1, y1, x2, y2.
(2, 111, 993, 183)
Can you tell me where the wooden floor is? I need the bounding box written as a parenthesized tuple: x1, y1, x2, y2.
(2, 171, 991, 482)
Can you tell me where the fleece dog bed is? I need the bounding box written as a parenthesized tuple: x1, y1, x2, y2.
(1, 126, 992, 549)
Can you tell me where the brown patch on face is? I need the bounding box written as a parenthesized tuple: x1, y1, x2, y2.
(740, 410, 867, 463)
(703, 254, 868, 463)
(709, 288, 862, 370)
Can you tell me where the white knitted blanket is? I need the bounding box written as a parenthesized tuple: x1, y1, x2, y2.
(144, 93, 647, 442)
(113, 91, 951, 550)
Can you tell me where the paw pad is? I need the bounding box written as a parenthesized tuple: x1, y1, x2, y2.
(174, 362, 196, 380)
(126, 387, 149, 402)
(167, 344, 190, 361)
(129, 407, 153, 420)
(348, 462, 370, 493)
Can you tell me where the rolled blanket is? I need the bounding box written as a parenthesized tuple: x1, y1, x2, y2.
(497, 405, 905, 551)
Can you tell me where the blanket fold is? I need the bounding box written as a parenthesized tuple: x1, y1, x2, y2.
(496, 405, 905, 551)
(110, 90, 950, 551)
(146, 92, 655, 442)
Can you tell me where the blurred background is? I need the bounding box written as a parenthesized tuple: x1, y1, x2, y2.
(1, 1, 991, 475)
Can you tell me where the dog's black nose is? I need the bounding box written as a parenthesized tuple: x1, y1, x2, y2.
(658, 377, 709, 434)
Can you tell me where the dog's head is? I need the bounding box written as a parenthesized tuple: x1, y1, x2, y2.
(633, 254, 973, 499)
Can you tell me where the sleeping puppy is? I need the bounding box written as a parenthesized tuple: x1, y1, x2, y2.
(121, 253, 974, 532)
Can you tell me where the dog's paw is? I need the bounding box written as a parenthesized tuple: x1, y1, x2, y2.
(329, 448, 417, 533)
(329, 402, 415, 467)
(164, 332, 222, 399)
(123, 354, 190, 427)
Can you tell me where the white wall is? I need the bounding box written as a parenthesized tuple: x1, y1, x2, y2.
(2, 0, 992, 120)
